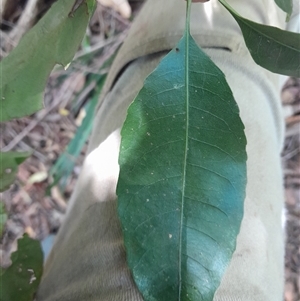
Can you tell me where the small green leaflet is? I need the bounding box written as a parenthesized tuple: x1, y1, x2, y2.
(219, 0, 300, 77)
(274, 0, 293, 21)
(0, 234, 43, 301)
(0, 151, 30, 192)
(117, 1, 247, 300)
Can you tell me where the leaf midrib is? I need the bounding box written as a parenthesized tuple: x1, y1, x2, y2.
(178, 1, 192, 297)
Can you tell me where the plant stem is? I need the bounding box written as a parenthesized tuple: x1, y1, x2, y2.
(186, 0, 192, 34)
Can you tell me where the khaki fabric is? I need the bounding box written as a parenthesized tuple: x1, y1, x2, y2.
(37, 0, 294, 300)
(98, 0, 285, 109)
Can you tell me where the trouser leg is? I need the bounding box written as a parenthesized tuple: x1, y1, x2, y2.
(37, 1, 288, 300)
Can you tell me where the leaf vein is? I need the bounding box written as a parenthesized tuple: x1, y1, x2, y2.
(185, 196, 228, 218)
(189, 137, 237, 162)
(186, 163, 236, 192)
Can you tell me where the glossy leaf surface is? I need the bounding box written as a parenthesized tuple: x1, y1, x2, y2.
(0, 151, 30, 192)
(117, 29, 247, 300)
(0, 234, 43, 301)
(0, 0, 96, 122)
(219, 0, 300, 77)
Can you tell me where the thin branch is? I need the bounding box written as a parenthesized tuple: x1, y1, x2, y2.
(2, 74, 84, 151)
(8, 0, 39, 48)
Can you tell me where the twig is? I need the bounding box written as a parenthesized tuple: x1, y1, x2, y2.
(18, 141, 47, 162)
(107, 6, 130, 26)
(0, 19, 15, 29)
(286, 115, 300, 126)
(285, 124, 300, 138)
(283, 148, 300, 161)
(2, 75, 84, 151)
(74, 30, 127, 75)
(73, 33, 124, 60)
(0, 0, 8, 22)
(72, 81, 97, 113)
(8, 0, 39, 48)
(284, 169, 300, 177)
(0, 30, 17, 58)
(4, 126, 46, 161)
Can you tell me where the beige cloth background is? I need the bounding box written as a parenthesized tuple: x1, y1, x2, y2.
(37, 0, 297, 300)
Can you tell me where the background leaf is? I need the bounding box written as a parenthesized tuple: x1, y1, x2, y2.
(0, 151, 30, 192)
(0, 234, 43, 301)
(0, 0, 96, 122)
(274, 0, 293, 21)
(0, 202, 7, 237)
(219, 0, 300, 77)
(117, 30, 247, 300)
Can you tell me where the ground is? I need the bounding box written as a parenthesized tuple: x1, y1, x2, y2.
(0, 1, 299, 300)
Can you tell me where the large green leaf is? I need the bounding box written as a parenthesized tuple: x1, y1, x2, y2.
(0, 0, 96, 122)
(117, 3, 247, 300)
(274, 0, 293, 21)
(219, 0, 300, 77)
(0, 234, 43, 301)
(0, 151, 30, 192)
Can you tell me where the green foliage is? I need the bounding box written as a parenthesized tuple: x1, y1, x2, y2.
(0, 0, 96, 122)
(0, 2, 95, 299)
(219, 0, 300, 77)
(274, 0, 293, 21)
(0, 151, 30, 192)
(0, 202, 7, 237)
(117, 2, 247, 300)
(1, 0, 299, 300)
(0, 234, 43, 301)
